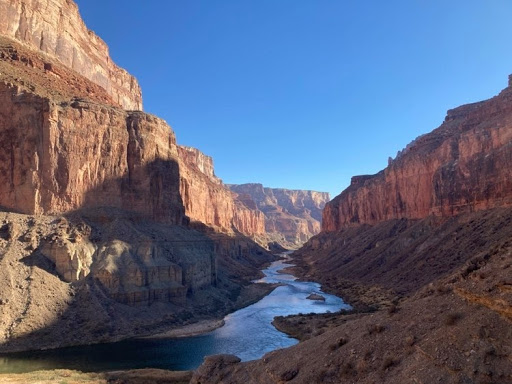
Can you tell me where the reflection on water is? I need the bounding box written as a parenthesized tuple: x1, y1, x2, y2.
(0, 256, 350, 373)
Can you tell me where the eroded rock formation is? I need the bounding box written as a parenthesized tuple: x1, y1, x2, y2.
(0, 82, 185, 224)
(229, 184, 330, 247)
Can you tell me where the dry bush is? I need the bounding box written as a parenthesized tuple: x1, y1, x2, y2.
(381, 355, 399, 371)
(444, 312, 463, 326)
(328, 337, 348, 351)
(367, 324, 385, 335)
(405, 335, 415, 346)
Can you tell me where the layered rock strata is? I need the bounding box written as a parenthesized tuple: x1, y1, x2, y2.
(0, 80, 185, 224)
(323, 79, 512, 231)
(178, 146, 266, 238)
(228, 184, 330, 247)
(0, 0, 142, 110)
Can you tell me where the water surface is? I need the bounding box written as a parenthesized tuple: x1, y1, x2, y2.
(0, 257, 350, 373)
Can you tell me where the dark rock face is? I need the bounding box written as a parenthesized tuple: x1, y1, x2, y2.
(229, 183, 330, 247)
(323, 82, 512, 231)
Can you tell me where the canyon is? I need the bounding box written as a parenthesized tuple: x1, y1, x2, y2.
(0, 0, 328, 354)
(0, 0, 511, 383)
(193, 77, 512, 383)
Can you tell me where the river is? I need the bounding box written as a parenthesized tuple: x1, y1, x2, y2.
(0, 255, 350, 373)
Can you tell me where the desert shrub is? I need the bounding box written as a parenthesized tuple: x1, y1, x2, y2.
(381, 355, 399, 370)
(280, 369, 298, 381)
(405, 335, 415, 346)
(328, 336, 348, 351)
(444, 312, 463, 326)
(387, 304, 398, 314)
(367, 324, 385, 335)
(436, 284, 453, 295)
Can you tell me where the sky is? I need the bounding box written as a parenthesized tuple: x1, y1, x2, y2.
(75, 0, 512, 199)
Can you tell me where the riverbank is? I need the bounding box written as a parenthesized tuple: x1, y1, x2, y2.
(0, 368, 192, 384)
(0, 255, 345, 375)
(140, 281, 279, 340)
(281, 257, 398, 312)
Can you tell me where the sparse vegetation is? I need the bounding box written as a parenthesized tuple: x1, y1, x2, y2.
(328, 336, 348, 351)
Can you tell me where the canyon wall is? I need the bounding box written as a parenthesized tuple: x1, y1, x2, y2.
(0, 0, 142, 110)
(0, 81, 185, 224)
(323, 79, 512, 231)
(229, 183, 330, 247)
(178, 146, 266, 238)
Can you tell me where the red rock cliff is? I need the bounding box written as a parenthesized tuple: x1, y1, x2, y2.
(0, 0, 142, 110)
(177, 146, 265, 238)
(323, 77, 512, 232)
(0, 36, 184, 224)
(0, 81, 185, 224)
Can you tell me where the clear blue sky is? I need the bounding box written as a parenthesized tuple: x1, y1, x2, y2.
(75, 0, 512, 199)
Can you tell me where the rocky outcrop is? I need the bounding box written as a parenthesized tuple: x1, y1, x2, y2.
(323, 79, 512, 231)
(178, 146, 221, 184)
(40, 219, 95, 282)
(228, 184, 330, 247)
(0, 0, 142, 110)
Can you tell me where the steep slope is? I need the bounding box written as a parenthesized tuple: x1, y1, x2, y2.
(192, 236, 512, 383)
(228, 183, 330, 248)
(192, 78, 512, 383)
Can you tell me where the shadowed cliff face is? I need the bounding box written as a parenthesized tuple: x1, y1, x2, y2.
(0, 82, 185, 224)
(228, 183, 330, 248)
(323, 79, 512, 231)
(0, 0, 142, 110)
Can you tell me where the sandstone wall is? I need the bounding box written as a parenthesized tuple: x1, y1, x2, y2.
(323, 80, 512, 232)
(178, 146, 221, 184)
(177, 146, 266, 237)
(0, 82, 185, 224)
(0, 0, 142, 110)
